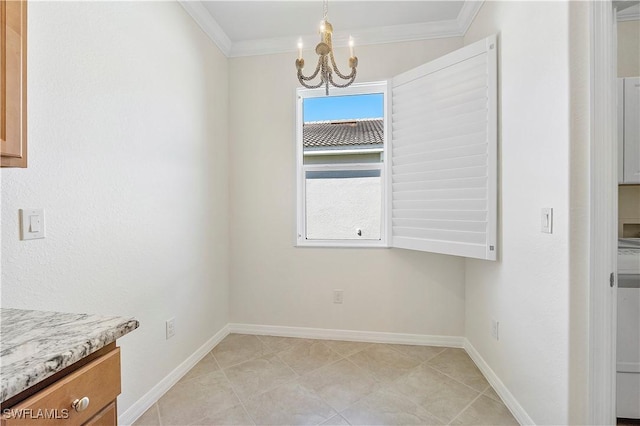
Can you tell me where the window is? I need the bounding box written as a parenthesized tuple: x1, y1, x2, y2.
(296, 35, 498, 260)
(296, 83, 388, 247)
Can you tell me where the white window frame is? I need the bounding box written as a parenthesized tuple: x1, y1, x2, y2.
(295, 81, 389, 248)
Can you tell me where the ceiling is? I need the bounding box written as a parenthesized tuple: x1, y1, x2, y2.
(179, 1, 640, 58)
(179, 1, 483, 57)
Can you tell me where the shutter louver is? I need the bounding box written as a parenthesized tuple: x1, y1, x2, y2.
(390, 35, 497, 260)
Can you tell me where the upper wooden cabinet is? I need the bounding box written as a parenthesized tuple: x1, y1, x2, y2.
(1, 0, 27, 168)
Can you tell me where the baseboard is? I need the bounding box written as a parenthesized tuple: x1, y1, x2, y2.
(118, 325, 230, 426)
(228, 323, 465, 348)
(463, 339, 535, 425)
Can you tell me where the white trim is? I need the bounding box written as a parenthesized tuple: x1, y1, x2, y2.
(616, 1, 640, 21)
(456, 1, 484, 35)
(588, 1, 618, 424)
(118, 325, 230, 426)
(617, 361, 640, 373)
(617, 11, 640, 21)
(228, 323, 465, 348)
(304, 148, 383, 156)
(229, 21, 462, 58)
(179, 1, 485, 58)
(177, 1, 232, 56)
(464, 340, 535, 425)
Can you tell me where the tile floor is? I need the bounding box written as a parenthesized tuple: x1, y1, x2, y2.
(134, 334, 518, 426)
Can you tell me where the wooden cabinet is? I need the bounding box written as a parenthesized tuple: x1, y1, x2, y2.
(0, 0, 27, 168)
(619, 77, 640, 184)
(1, 345, 121, 426)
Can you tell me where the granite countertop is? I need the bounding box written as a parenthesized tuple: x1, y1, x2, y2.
(0, 308, 139, 404)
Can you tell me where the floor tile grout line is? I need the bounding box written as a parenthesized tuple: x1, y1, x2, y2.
(227, 348, 333, 409)
(274, 340, 345, 377)
(154, 402, 163, 426)
(381, 367, 454, 425)
(481, 386, 502, 403)
(211, 351, 258, 426)
(272, 349, 303, 379)
(424, 358, 491, 396)
(446, 391, 484, 425)
(228, 353, 300, 403)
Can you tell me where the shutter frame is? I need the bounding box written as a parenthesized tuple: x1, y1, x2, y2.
(389, 35, 498, 260)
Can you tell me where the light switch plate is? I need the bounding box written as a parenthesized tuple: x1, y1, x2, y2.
(541, 208, 553, 234)
(19, 209, 45, 240)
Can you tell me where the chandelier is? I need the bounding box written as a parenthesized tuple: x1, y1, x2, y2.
(295, 0, 358, 96)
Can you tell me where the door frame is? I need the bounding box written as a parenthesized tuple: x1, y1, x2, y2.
(589, 1, 619, 423)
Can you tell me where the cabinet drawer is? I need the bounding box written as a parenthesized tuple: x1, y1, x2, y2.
(83, 402, 116, 426)
(2, 348, 121, 425)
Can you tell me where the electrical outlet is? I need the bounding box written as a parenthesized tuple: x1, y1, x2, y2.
(166, 318, 176, 339)
(491, 319, 499, 341)
(333, 289, 344, 304)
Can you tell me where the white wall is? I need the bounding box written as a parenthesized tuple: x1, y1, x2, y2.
(229, 38, 469, 337)
(463, 2, 572, 424)
(0, 1, 229, 414)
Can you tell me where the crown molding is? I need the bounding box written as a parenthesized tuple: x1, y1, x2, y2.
(617, 9, 640, 21)
(181, 0, 485, 59)
(229, 19, 463, 58)
(178, 0, 232, 56)
(456, 0, 484, 34)
(616, 0, 640, 20)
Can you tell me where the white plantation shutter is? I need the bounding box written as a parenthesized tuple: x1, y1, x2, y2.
(389, 35, 497, 260)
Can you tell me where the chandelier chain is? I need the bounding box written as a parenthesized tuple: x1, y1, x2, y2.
(323, 0, 328, 20)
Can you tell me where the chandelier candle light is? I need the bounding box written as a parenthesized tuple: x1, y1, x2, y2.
(295, 0, 358, 96)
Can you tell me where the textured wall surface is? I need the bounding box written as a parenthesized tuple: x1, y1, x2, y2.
(463, 2, 572, 424)
(305, 177, 381, 240)
(0, 1, 229, 414)
(228, 38, 469, 337)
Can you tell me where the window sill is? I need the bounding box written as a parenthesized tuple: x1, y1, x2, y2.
(295, 240, 389, 249)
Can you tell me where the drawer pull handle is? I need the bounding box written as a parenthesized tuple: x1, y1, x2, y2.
(72, 397, 90, 412)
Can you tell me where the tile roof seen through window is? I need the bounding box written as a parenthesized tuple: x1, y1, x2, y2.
(303, 118, 383, 149)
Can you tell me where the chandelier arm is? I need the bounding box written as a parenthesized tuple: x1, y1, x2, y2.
(298, 64, 326, 89)
(298, 57, 323, 81)
(298, 76, 326, 89)
(329, 51, 357, 80)
(328, 70, 357, 88)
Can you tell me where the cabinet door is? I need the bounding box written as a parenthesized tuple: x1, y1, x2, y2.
(0, 0, 27, 168)
(618, 78, 624, 184)
(623, 77, 640, 184)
